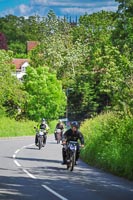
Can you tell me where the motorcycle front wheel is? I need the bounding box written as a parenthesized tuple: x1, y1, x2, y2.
(38, 137, 43, 150)
(57, 133, 61, 144)
(67, 152, 76, 171)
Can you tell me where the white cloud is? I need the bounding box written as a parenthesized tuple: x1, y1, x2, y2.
(31, 0, 49, 5)
(0, 0, 118, 17)
(30, 0, 117, 8)
(59, 1, 118, 17)
(19, 4, 32, 15)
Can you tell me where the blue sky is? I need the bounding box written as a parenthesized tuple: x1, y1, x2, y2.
(0, 0, 119, 18)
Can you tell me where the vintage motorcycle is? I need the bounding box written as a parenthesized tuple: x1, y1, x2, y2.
(55, 128, 62, 144)
(35, 127, 47, 150)
(66, 141, 78, 171)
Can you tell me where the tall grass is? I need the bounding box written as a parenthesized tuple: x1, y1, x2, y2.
(0, 116, 57, 137)
(0, 117, 36, 137)
(80, 112, 133, 180)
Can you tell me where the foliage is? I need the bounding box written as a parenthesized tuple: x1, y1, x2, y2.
(115, 0, 133, 17)
(0, 50, 27, 118)
(0, 12, 71, 56)
(0, 116, 35, 137)
(9, 42, 27, 55)
(48, 119, 58, 134)
(23, 66, 66, 121)
(90, 44, 133, 114)
(112, 1, 133, 59)
(0, 8, 133, 119)
(0, 9, 133, 179)
(80, 112, 133, 180)
(0, 9, 132, 120)
(78, 11, 116, 44)
(0, 115, 58, 137)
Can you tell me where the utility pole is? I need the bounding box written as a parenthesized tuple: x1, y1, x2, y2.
(66, 88, 73, 120)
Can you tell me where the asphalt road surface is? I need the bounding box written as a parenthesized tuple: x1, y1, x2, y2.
(0, 135, 132, 200)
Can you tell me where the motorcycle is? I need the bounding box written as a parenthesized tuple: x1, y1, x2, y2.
(55, 128, 62, 144)
(37, 129, 44, 150)
(34, 126, 48, 149)
(66, 141, 78, 171)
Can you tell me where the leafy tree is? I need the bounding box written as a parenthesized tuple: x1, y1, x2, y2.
(0, 15, 40, 55)
(75, 11, 116, 45)
(0, 10, 132, 120)
(9, 42, 27, 55)
(29, 33, 94, 120)
(112, 1, 133, 60)
(0, 50, 27, 117)
(88, 44, 133, 115)
(115, 0, 133, 16)
(0, 12, 71, 56)
(23, 66, 66, 121)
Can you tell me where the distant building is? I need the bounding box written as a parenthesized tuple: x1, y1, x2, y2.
(27, 41, 39, 52)
(12, 41, 39, 80)
(12, 58, 29, 80)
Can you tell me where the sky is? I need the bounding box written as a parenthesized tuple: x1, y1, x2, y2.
(0, 0, 119, 19)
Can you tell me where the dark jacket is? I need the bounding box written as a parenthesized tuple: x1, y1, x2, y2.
(63, 128, 84, 145)
(40, 123, 46, 130)
(56, 123, 64, 130)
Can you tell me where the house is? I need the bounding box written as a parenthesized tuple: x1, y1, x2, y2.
(12, 41, 39, 80)
(27, 41, 39, 52)
(12, 58, 29, 80)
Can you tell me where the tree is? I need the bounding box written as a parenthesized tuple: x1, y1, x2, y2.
(0, 32, 7, 50)
(23, 66, 66, 121)
(112, 1, 133, 59)
(0, 50, 27, 117)
(75, 11, 116, 45)
(88, 44, 133, 115)
(1, 10, 132, 120)
(115, 0, 133, 16)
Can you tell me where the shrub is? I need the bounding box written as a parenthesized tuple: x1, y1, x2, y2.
(80, 112, 133, 180)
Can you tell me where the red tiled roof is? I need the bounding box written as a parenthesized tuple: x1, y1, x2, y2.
(27, 41, 39, 52)
(12, 58, 29, 71)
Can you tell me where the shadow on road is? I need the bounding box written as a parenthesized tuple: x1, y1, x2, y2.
(0, 158, 133, 200)
(0, 174, 53, 200)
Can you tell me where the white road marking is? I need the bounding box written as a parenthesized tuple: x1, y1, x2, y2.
(13, 154, 15, 159)
(15, 149, 20, 154)
(13, 141, 69, 200)
(42, 185, 69, 200)
(23, 169, 36, 179)
(14, 160, 21, 167)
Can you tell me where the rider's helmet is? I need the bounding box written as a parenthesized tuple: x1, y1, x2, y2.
(71, 121, 79, 129)
(59, 119, 62, 123)
(42, 118, 46, 124)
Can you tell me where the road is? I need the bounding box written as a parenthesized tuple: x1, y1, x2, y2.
(0, 135, 132, 200)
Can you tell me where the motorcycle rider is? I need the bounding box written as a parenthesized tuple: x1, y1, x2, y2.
(35, 118, 49, 146)
(62, 121, 84, 165)
(54, 119, 64, 140)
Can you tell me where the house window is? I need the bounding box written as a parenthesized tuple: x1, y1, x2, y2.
(22, 66, 26, 72)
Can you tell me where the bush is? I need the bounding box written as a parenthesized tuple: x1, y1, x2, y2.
(80, 112, 133, 180)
